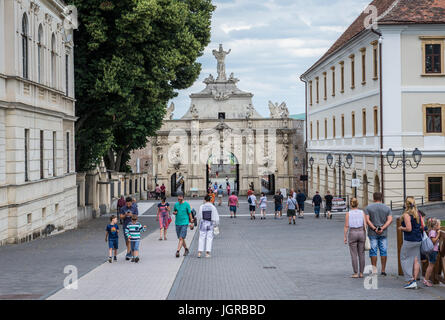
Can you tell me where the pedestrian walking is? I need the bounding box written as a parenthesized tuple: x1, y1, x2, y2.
(197, 195, 220, 258)
(364, 192, 393, 276)
(119, 197, 139, 260)
(173, 193, 194, 258)
(398, 196, 423, 289)
(117, 195, 126, 224)
(248, 192, 257, 220)
(344, 198, 366, 278)
(324, 191, 333, 219)
(155, 184, 161, 200)
(312, 191, 322, 218)
(423, 218, 441, 287)
(217, 185, 224, 206)
(259, 192, 267, 219)
(285, 193, 298, 225)
(290, 188, 296, 202)
(157, 197, 171, 241)
(124, 215, 147, 263)
(296, 190, 306, 219)
(273, 190, 283, 219)
(160, 183, 166, 198)
(226, 183, 231, 196)
(105, 215, 119, 263)
(210, 189, 216, 204)
(228, 191, 239, 218)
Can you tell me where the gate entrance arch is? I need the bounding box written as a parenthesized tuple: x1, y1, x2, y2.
(206, 153, 239, 195)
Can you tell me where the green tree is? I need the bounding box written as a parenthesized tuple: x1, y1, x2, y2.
(72, 0, 214, 171)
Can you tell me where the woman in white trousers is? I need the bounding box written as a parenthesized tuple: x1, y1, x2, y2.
(197, 195, 220, 258)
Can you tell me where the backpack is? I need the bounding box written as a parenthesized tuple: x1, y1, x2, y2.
(248, 196, 252, 204)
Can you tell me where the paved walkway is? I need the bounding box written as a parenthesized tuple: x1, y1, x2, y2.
(48, 225, 196, 300)
(1, 197, 444, 300)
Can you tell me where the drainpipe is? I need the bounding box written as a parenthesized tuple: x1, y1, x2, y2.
(300, 75, 308, 196)
(371, 29, 385, 202)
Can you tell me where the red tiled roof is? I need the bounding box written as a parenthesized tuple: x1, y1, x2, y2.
(302, 0, 445, 76)
(380, 0, 445, 24)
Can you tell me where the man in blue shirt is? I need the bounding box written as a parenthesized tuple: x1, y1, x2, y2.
(173, 192, 194, 258)
(120, 197, 138, 260)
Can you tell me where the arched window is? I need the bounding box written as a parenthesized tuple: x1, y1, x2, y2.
(51, 33, 56, 87)
(22, 13, 29, 79)
(38, 24, 44, 83)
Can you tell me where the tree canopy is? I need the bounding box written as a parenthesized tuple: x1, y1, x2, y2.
(72, 0, 214, 172)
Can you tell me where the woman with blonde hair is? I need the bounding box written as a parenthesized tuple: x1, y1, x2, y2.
(398, 196, 424, 289)
(344, 197, 367, 278)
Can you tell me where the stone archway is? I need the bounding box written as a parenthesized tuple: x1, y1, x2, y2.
(206, 152, 239, 194)
(171, 172, 185, 196)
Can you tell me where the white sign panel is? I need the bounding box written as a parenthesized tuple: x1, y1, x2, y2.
(352, 179, 361, 188)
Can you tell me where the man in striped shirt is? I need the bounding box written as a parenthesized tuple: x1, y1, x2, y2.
(124, 215, 147, 263)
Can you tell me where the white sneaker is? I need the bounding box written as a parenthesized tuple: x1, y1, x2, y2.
(404, 280, 418, 289)
(205, 253, 211, 258)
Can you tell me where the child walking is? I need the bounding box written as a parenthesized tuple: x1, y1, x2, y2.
(124, 215, 147, 263)
(259, 193, 267, 219)
(424, 218, 441, 287)
(105, 215, 119, 263)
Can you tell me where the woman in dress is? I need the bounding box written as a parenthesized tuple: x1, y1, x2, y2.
(398, 196, 424, 289)
(344, 198, 366, 278)
(157, 197, 171, 240)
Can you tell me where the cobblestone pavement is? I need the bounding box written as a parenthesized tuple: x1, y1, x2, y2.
(168, 199, 445, 300)
(48, 220, 196, 300)
(1, 197, 444, 300)
(0, 204, 158, 300)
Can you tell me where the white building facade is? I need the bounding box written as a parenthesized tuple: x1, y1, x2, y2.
(301, 0, 445, 207)
(0, 0, 77, 245)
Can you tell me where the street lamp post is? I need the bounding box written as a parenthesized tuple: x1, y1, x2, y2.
(385, 148, 422, 207)
(326, 153, 353, 199)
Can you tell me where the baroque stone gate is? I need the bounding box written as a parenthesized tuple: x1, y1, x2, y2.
(150, 45, 305, 197)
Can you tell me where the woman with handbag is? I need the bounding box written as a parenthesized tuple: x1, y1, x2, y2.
(196, 195, 220, 258)
(344, 198, 367, 278)
(157, 197, 171, 241)
(398, 196, 424, 289)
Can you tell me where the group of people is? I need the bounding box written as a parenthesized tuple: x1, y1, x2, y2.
(107, 193, 221, 262)
(160, 193, 220, 259)
(107, 196, 144, 263)
(207, 180, 232, 206)
(343, 192, 441, 289)
(110, 188, 442, 290)
(154, 183, 166, 200)
(246, 189, 307, 224)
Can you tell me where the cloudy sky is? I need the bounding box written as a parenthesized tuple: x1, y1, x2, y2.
(170, 0, 370, 118)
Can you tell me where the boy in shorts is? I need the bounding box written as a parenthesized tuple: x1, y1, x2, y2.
(105, 215, 119, 263)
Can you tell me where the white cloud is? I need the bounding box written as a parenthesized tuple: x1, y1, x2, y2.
(170, 0, 371, 118)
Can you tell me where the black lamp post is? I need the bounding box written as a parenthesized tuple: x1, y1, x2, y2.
(326, 153, 353, 199)
(385, 148, 422, 207)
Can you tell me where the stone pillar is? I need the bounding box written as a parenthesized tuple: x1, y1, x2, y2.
(76, 173, 86, 207)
